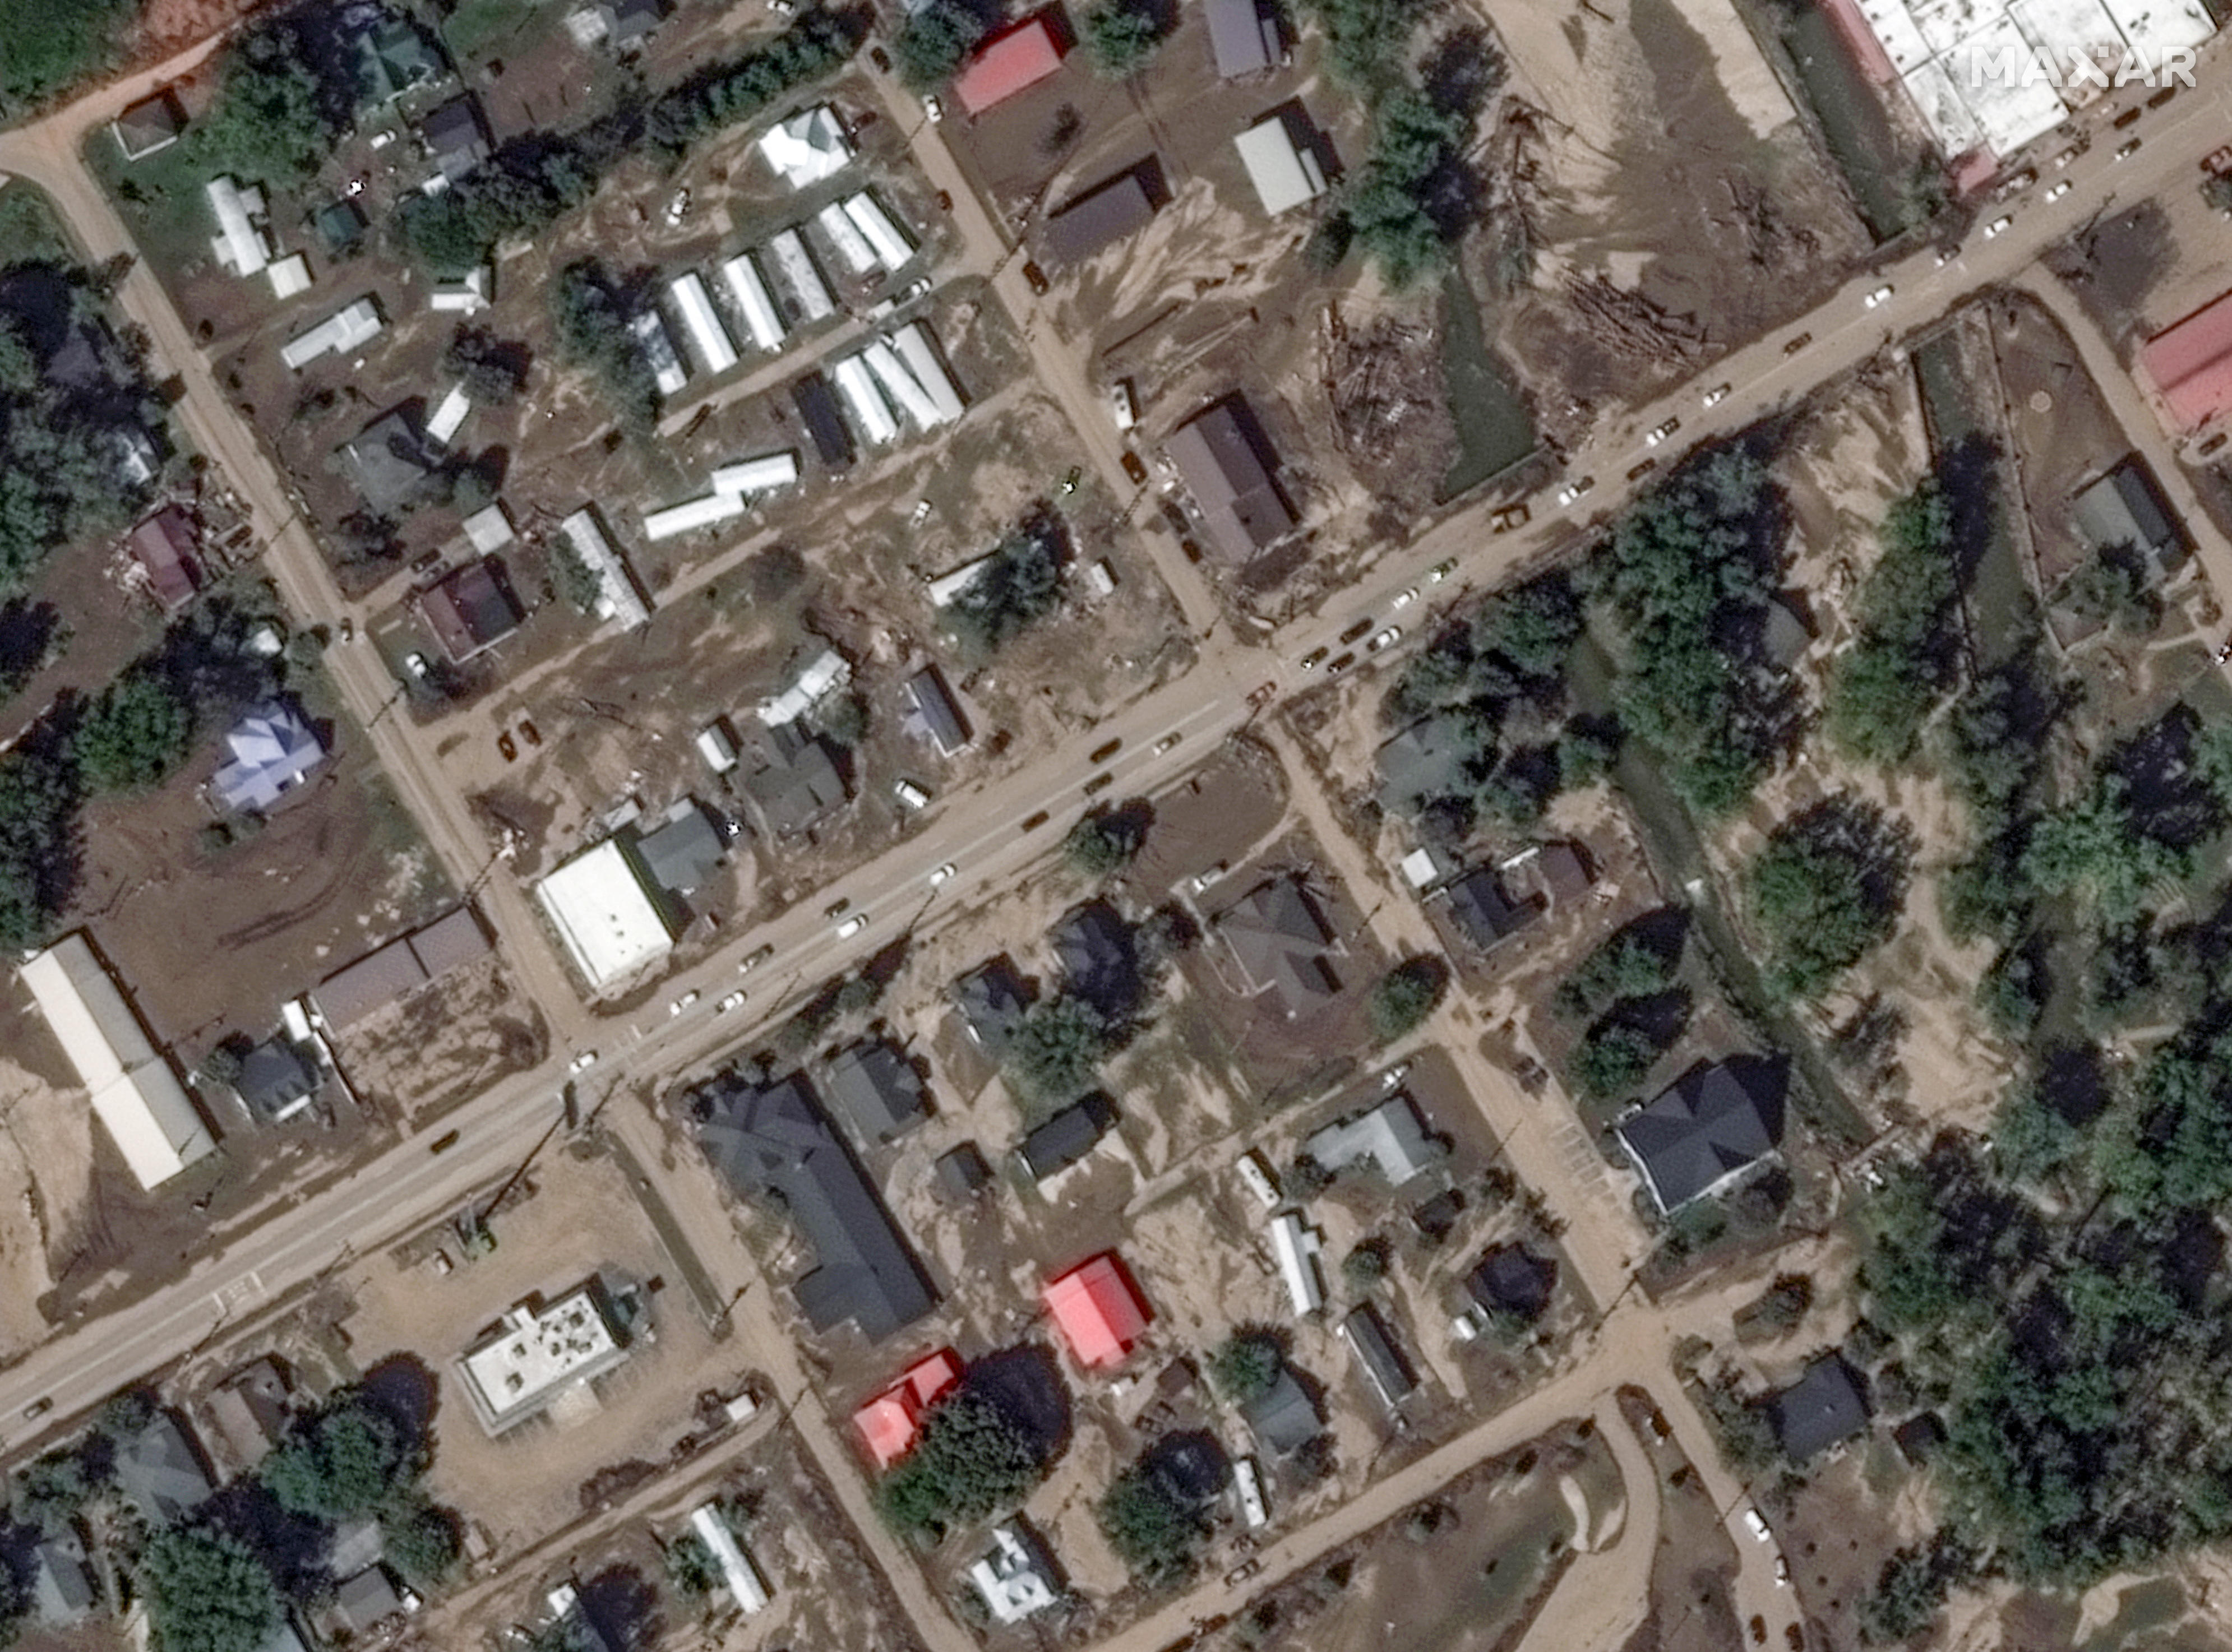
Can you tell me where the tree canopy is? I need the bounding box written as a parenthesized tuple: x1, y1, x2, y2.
(1064, 808, 1145, 878)
(1748, 798, 1910, 1001)
(0, 0, 135, 113)
(948, 522, 1065, 655)
(138, 1527, 280, 1652)
(1097, 1460, 1209, 1585)
(1004, 996, 1116, 1108)
(1369, 956, 1447, 1041)
(188, 22, 345, 188)
(74, 669, 195, 793)
(1207, 1331, 1282, 1403)
(893, 0, 988, 90)
(1082, 0, 1163, 76)
(1826, 483, 1961, 765)
(261, 1390, 418, 1521)
(1343, 91, 1469, 288)
(876, 1391, 1045, 1540)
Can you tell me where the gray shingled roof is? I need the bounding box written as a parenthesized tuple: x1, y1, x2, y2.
(823, 1039, 930, 1144)
(1019, 1094, 1115, 1181)
(1216, 876, 1338, 1015)
(1771, 1354, 1869, 1461)
(1305, 1095, 1438, 1187)
(1615, 1058, 1785, 1213)
(113, 1414, 213, 1524)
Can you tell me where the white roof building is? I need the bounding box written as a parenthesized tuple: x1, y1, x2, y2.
(462, 502, 515, 554)
(279, 298, 382, 370)
(711, 452, 801, 496)
(666, 272, 739, 375)
(968, 1527, 1056, 1625)
(893, 322, 965, 423)
(429, 266, 492, 313)
(843, 192, 915, 270)
(814, 200, 881, 277)
(759, 104, 853, 190)
(426, 383, 472, 447)
(535, 838, 673, 989)
(1269, 1211, 1326, 1315)
(20, 934, 215, 1191)
(457, 1283, 629, 1433)
(925, 552, 997, 607)
(212, 700, 326, 812)
(768, 229, 835, 321)
(861, 340, 945, 432)
(630, 310, 688, 396)
(558, 507, 650, 628)
(206, 177, 275, 276)
(687, 1506, 772, 1613)
(266, 253, 312, 299)
(831, 355, 898, 446)
(1234, 114, 1328, 214)
(719, 253, 785, 351)
(643, 490, 748, 541)
(759, 647, 850, 725)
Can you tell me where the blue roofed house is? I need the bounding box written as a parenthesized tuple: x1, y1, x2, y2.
(212, 701, 326, 813)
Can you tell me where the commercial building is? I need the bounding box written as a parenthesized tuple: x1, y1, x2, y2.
(417, 558, 521, 663)
(1304, 1094, 1438, 1187)
(558, 507, 652, 628)
(666, 272, 739, 374)
(2141, 289, 2232, 434)
(688, 1505, 773, 1613)
(212, 700, 326, 813)
(1204, 0, 1280, 76)
(852, 1346, 963, 1466)
(535, 838, 676, 990)
(280, 297, 383, 370)
(1166, 396, 1295, 563)
(457, 1281, 630, 1433)
(721, 252, 787, 351)
(759, 104, 852, 189)
(1234, 110, 1328, 215)
(20, 934, 215, 1190)
(1615, 1058, 1786, 1213)
(1043, 166, 1158, 263)
(1044, 1252, 1152, 1369)
(952, 15, 1065, 115)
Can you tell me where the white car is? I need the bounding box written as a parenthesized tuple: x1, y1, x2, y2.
(1555, 477, 1595, 507)
(1429, 558, 1457, 581)
(2045, 179, 2072, 201)
(1702, 384, 1730, 408)
(1864, 284, 1894, 308)
(1743, 1508, 1772, 1542)
(1984, 215, 2013, 238)
(664, 188, 690, 226)
(928, 862, 957, 887)
(894, 778, 931, 811)
(836, 913, 868, 939)
(1190, 861, 1227, 894)
(403, 651, 429, 680)
(923, 95, 944, 123)
(1390, 586, 1419, 609)
(909, 498, 932, 526)
(567, 1051, 598, 1074)
(1774, 1556, 1790, 1588)
(1367, 626, 1402, 654)
(669, 990, 699, 1016)
(1645, 416, 1679, 446)
(715, 990, 746, 1013)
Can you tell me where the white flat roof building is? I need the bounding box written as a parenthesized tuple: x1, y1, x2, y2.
(426, 383, 472, 447)
(861, 340, 945, 432)
(759, 647, 850, 725)
(279, 298, 382, 371)
(429, 266, 492, 313)
(1235, 114, 1328, 214)
(535, 837, 673, 989)
(20, 934, 215, 1190)
(711, 451, 801, 496)
(558, 507, 651, 628)
(815, 201, 882, 277)
(969, 1527, 1056, 1625)
(759, 104, 853, 189)
(206, 177, 275, 276)
(462, 502, 515, 554)
(925, 551, 996, 607)
(893, 322, 965, 423)
(266, 253, 312, 299)
(843, 192, 914, 270)
(768, 229, 835, 322)
(1233, 1456, 1270, 1528)
(642, 490, 748, 541)
(687, 1506, 772, 1613)
(458, 1283, 629, 1433)
(831, 355, 899, 445)
(629, 310, 688, 397)
(1269, 1211, 1325, 1315)
(666, 272, 738, 375)
(719, 253, 785, 351)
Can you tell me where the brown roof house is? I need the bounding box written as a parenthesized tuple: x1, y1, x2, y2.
(417, 557, 522, 664)
(128, 507, 201, 610)
(1164, 395, 1295, 564)
(113, 90, 184, 160)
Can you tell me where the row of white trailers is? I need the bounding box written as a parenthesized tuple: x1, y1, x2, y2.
(659, 190, 918, 379)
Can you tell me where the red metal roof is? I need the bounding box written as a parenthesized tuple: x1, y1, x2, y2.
(952, 16, 1063, 115)
(853, 1348, 963, 1468)
(128, 508, 199, 609)
(2142, 289, 2232, 434)
(1043, 1252, 1150, 1369)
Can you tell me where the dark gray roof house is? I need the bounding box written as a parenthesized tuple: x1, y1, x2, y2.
(1216, 876, 1339, 1016)
(114, 1414, 214, 1524)
(935, 1141, 992, 1196)
(738, 720, 846, 836)
(1053, 901, 1139, 1019)
(1375, 713, 1476, 814)
(1243, 1366, 1321, 1457)
(113, 90, 184, 160)
(1442, 867, 1544, 954)
(954, 956, 1030, 1056)
(1203, 0, 1280, 76)
(1020, 1093, 1117, 1181)
(599, 0, 666, 46)
(30, 1532, 95, 1626)
(633, 799, 727, 897)
(1043, 166, 1158, 264)
(2071, 455, 2184, 578)
(1770, 1354, 1869, 1462)
(332, 1566, 403, 1636)
(692, 1071, 935, 1341)
(1466, 1244, 1556, 1324)
(1340, 1304, 1416, 1410)
(1615, 1058, 1785, 1213)
(237, 1040, 318, 1123)
(824, 1038, 931, 1144)
(417, 557, 521, 664)
(1165, 397, 1295, 565)
(420, 95, 491, 183)
(902, 664, 972, 757)
(340, 408, 441, 515)
(206, 1355, 291, 1469)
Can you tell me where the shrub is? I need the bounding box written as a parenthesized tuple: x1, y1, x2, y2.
(1098, 1463, 1208, 1585)
(893, 0, 988, 90)
(1369, 956, 1447, 1041)
(1065, 809, 1144, 878)
(1207, 1332, 1282, 1404)
(1082, 0, 1162, 76)
(75, 670, 194, 793)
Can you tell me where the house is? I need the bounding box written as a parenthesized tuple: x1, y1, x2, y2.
(315, 198, 368, 257)
(1769, 1354, 1869, 1462)
(951, 15, 1065, 115)
(852, 1346, 963, 1467)
(1243, 1366, 1321, 1457)
(1166, 396, 1295, 564)
(456, 1280, 631, 1434)
(113, 90, 183, 160)
(902, 664, 972, 757)
(420, 96, 489, 182)
(462, 501, 515, 554)
(2070, 456, 2184, 579)
(632, 798, 728, 899)
(114, 1414, 215, 1523)
(212, 699, 326, 813)
(1615, 1058, 1786, 1213)
(693, 1070, 937, 1341)
(128, 506, 201, 609)
(1234, 108, 1329, 214)
(688, 1504, 771, 1613)
(1044, 1251, 1152, 1369)
(1216, 876, 1341, 1016)
(20, 933, 215, 1191)
(332, 1567, 404, 1636)
(1375, 713, 1476, 815)
(599, 0, 666, 48)
(935, 1141, 992, 1196)
(206, 177, 276, 276)
(1465, 1243, 1556, 1324)
(355, 15, 441, 105)
(1532, 842, 1595, 904)
(416, 557, 521, 663)
(1893, 1412, 1947, 1465)
(1053, 900, 1139, 1017)
(1304, 1094, 1439, 1188)
(1339, 1304, 1416, 1409)
(825, 1039, 931, 1144)
(954, 957, 1030, 1056)
(338, 406, 438, 513)
(1203, 0, 1280, 76)
(760, 104, 852, 189)
(280, 297, 383, 370)
(969, 1525, 1058, 1624)
(558, 506, 651, 628)
(737, 720, 847, 836)
(237, 1039, 319, 1123)
(1042, 165, 1158, 263)
(1270, 1212, 1325, 1314)
(206, 1356, 291, 1469)
(30, 1532, 95, 1625)
(1441, 866, 1544, 953)
(1019, 1093, 1116, 1182)
(536, 838, 675, 990)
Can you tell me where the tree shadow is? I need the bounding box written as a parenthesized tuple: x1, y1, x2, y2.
(0, 599, 62, 695)
(1419, 25, 1506, 119)
(580, 1563, 663, 1652)
(964, 1343, 1072, 1467)
(358, 1354, 441, 1466)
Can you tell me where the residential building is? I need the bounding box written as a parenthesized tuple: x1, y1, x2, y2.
(632, 798, 728, 899)
(535, 838, 676, 990)
(667, 272, 738, 374)
(212, 699, 326, 813)
(1216, 876, 1341, 1016)
(1052, 900, 1139, 1017)
(355, 15, 440, 105)
(832, 354, 899, 445)
(1203, 0, 1279, 76)
(1464, 1244, 1556, 1325)
(737, 720, 846, 836)
(598, 0, 665, 48)
(206, 177, 276, 276)
(113, 90, 183, 159)
(1233, 109, 1328, 214)
(1615, 1058, 1786, 1213)
(420, 96, 490, 183)
(722, 252, 787, 351)
(2141, 289, 2232, 434)
(417, 557, 521, 664)
(1044, 1251, 1152, 1369)
(558, 506, 651, 628)
(903, 664, 972, 757)
(768, 228, 834, 321)
(1243, 1367, 1321, 1457)
(852, 1347, 963, 1467)
(2070, 456, 2184, 578)
(935, 1141, 992, 1196)
(759, 647, 851, 726)
(630, 309, 688, 396)
(969, 1526, 1057, 1624)
(1375, 713, 1474, 814)
(206, 1357, 291, 1469)
(456, 1280, 631, 1434)
(693, 1071, 937, 1341)
(893, 322, 965, 422)
(338, 406, 438, 513)
(843, 192, 914, 268)
(1019, 1093, 1116, 1181)
(1339, 1304, 1416, 1409)
(954, 956, 1029, 1056)
(316, 198, 369, 257)
(30, 1533, 95, 1626)
(461, 501, 515, 554)
(1043, 165, 1158, 263)
(1770, 1354, 1869, 1462)
(1269, 1211, 1325, 1315)
(128, 506, 200, 609)
(1441, 865, 1544, 953)
(1166, 396, 1295, 563)
(331, 1567, 403, 1636)
(824, 1038, 931, 1144)
(1305, 1094, 1439, 1188)
(816, 199, 881, 277)
(20, 933, 214, 1190)
(687, 1505, 771, 1613)
(759, 104, 852, 189)
(237, 1039, 319, 1123)
(280, 297, 383, 371)
(114, 1414, 215, 1523)
(952, 15, 1064, 115)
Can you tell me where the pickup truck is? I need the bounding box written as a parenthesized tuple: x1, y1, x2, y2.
(2205, 146, 2232, 176)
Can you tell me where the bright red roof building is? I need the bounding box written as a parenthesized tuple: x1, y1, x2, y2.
(853, 1348, 963, 1468)
(2141, 290, 2232, 435)
(1043, 1252, 1151, 1369)
(952, 16, 1064, 116)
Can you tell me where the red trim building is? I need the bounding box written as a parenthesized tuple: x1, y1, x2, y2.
(952, 16, 1064, 115)
(853, 1348, 964, 1468)
(1043, 1252, 1151, 1369)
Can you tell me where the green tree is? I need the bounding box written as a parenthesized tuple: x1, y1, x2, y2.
(1369, 956, 1447, 1041)
(549, 259, 660, 433)
(12, 1445, 95, 1531)
(948, 524, 1064, 655)
(1344, 90, 1466, 288)
(1859, 1535, 1971, 1642)
(442, 326, 529, 405)
(1290, 0, 1432, 91)
(1340, 1241, 1387, 1293)
(0, 0, 135, 112)
(0, 744, 78, 950)
(1570, 1022, 1658, 1098)
(1004, 996, 1114, 1107)
(876, 1392, 1043, 1540)
(1082, 0, 1162, 76)
(1553, 927, 1679, 1020)
(894, 0, 988, 90)
(75, 670, 194, 793)
(262, 1395, 412, 1521)
(1207, 1332, 1282, 1404)
(1826, 483, 1960, 764)
(190, 22, 343, 188)
(1098, 1463, 1207, 1585)
(1065, 809, 1144, 878)
(1748, 799, 1910, 1001)
(138, 1527, 280, 1652)
(2021, 779, 2187, 923)
(548, 532, 606, 614)
(380, 1500, 462, 1589)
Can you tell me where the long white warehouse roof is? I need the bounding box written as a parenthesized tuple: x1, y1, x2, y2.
(862, 340, 945, 432)
(643, 490, 747, 541)
(535, 838, 673, 989)
(688, 1506, 772, 1613)
(20, 933, 215, 1190)
(893, 322, 965, 423)
(558, 507, 651, 628)
(666, 272, 739, 375)
(831, 355, 898, 445)
(280, 298, 382, 370)
(711, 451, 801, 496)
(843, 192, 915, 270)
(1269, 1213, 1325, 1315)
(815, 201, 881, 277)
(719, 253, 785, 351)
(206, 177, 273, 276)
(768, 230, 834, 322)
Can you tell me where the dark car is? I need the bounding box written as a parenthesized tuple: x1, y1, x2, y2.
(1020, 809, 1050, 831)
(1022, 261, 1050, 295)
(869, 44, 891, 70)
(1338, 618, 1375, 645)
(1120, 451, 1148, 484)
(519, 719, 541, 746)
(497, 731, 517, 762)
(1082, 772, 1115, 797)
(1089, 738, 1122, 763)
(1325, 651, 1357, 675)
(1783, 332, 1812, 355)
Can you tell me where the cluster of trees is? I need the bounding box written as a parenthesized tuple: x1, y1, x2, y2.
(1005, 995, 1119, 1108)
(1824, 482, 1960, 765)
(76, 667, 196, 794)
(1342, 90, 1470, 289)
(140, 1526, 282, 1652)
(1097, 1445, 1216, 1585)
(1746, 797, 1911, 1002)
(1082, 0, 1166, 77)
(0, 0, 134, 113)
(1206, 1331, 1283, 1404)
(876, 1390, 1047, 1542)
(549, 259, 662, 433)
(1369, 955, 1447, 1042)
(893, 0, 990, 90)
(187, 20, 348, 189)
(1598, 448, 1791, 817)
(404, 11, 860, 272)
(1290, 0, 1431, 92)
(442, 326, 531, 406)
(948, 519, 1065, 656)
(1856, 1533, 1974, 1645)
(1554, 913, 1688, 1099)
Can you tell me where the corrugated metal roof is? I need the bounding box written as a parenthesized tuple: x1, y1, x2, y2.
(953, 16, 1064, 114)
(2142, 289, 2232, 434)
